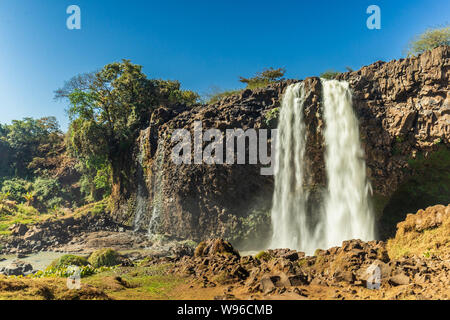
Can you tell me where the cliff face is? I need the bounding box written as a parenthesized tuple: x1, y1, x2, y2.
(339, 46, 449, 196)
(114, 46, 450, 246)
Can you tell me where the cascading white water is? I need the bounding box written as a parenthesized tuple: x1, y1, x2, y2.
(321, 79, 374, 248)
(270, 82, 318, 253)
(270, 80, 374, 254)
(148, 140, 166, 236)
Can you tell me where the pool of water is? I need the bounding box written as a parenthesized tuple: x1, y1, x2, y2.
(0, 252, 67, 271)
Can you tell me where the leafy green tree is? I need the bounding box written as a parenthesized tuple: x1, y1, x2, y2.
(2, 117, 62, 178)
(406, 26, 450, 56)
(0, 126, 12, 177)
(239, 67, 286, 89)
(58, 60, 200, 200)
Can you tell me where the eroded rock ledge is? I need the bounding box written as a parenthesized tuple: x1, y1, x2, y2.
(117, 46, 449, 244)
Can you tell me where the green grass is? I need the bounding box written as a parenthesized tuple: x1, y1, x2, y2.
(74, 198, 109, 217)
(0, 204, 52, 236)
(83, 264, 186, 300)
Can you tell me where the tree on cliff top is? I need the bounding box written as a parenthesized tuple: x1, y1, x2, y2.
(58, 60, 200, 201)
(406, 25, 450, 57)
(239, 67, 286, 89)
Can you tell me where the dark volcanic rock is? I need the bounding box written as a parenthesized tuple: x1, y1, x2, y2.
(0, 260, 34, 276)
(114, 46, 449, 243)
(0, 213, 127, 254)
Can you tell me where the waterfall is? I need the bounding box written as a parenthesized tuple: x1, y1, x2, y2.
(133, 130, 167, 236)
(270, 80, 374, 254)
(321, 79, 374, 248)
(148, 139, 166, 236)
(270, 82, 316, 252)
(133, 129, 150, 232)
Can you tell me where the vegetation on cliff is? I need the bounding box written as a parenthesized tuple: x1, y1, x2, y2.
(206, 67, 286, 104)
(406, 25, 450, 56)
(58, 60, 200, 203)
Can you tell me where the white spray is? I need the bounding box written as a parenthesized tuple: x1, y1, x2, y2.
(321, 79, 374, 248)
(270, 80, 374, 254)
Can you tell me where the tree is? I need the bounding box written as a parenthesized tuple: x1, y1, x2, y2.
(406, 26, 450, 56)
(239, 67, 286, 89)
(3, 117, 62, 177)
(0, 124, 12, 177)
(54, 72, 97, 100)
(59, 60, 200, 200)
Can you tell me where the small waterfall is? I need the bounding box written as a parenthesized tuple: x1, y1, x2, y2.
(321, 79, 374, 248)
(133, 129, 150, 232)
(148, 139, 166, 236)
(270, 80, 374, 254)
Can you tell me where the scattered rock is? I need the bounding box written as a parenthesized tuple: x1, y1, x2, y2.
(389, 273, 410, 286)
(0, 260, 34, 276)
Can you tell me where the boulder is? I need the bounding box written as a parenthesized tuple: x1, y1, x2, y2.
(9, 224, 28, 237)
(194, 239, 239, 258)
(389, 273, 410, 286)
(0, 260, 34, 276)
(260, 276, 276, 293)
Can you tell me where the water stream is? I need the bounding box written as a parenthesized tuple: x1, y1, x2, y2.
(270, 80, 374, 254)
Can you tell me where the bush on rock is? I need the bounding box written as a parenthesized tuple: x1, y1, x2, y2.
(88, 248, 122, 268)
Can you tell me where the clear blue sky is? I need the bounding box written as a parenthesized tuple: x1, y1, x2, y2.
(0, 0, 448, 131)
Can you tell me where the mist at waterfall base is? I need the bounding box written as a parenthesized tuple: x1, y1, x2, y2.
(270, 80, 375, 255)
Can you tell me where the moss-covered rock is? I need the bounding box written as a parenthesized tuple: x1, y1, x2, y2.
(88, 248, 122, 268)
(47, 254, 89, 270)
(255, 251, 272, 262)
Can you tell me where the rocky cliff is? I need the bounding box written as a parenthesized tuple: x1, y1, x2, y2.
(114, 46, 450, 247)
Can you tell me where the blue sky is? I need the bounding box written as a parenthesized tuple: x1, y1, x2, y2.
(0, 0, 448, 131)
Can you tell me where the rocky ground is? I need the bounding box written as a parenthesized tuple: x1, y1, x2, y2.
(0, 204, 448, 300)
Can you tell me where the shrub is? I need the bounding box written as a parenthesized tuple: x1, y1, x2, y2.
(36, 265, 99, 278)
(1, 178, 31, 203)
(47, 254, 89, 269)
(264, 108, 280, 127)
(406, 26, 450, 56)
(240, 67, 286, 89)
(320, 70, 342, 80)
(88, 248, 122, 268)
(204, 88, 243, 104)
(32, 177, 64, 209)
